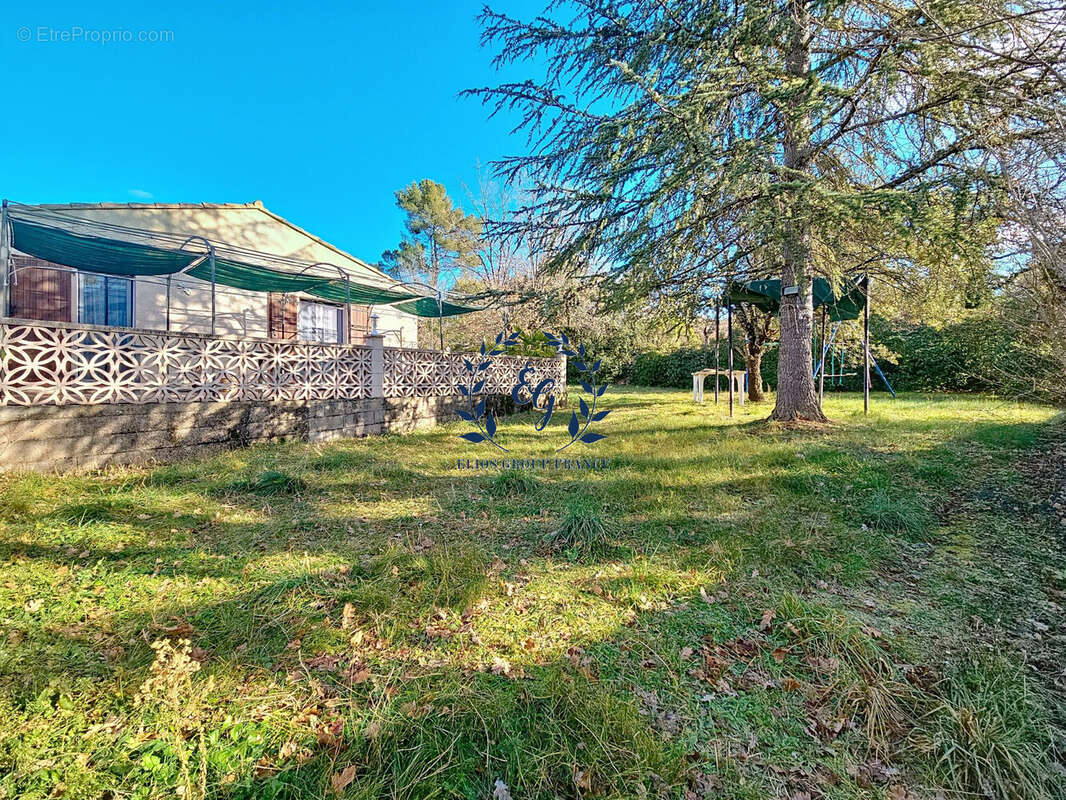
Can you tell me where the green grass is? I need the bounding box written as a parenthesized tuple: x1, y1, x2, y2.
(1, 388, 1063, 799)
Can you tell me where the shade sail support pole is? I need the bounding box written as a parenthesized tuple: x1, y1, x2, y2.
(727, 303, 734, 418)
(714, 301, 720, 405)
(818, 306, 827, 405)
(438, 289, 444, 352)
(863, 274, 870, 415)
(210, 251, 216, 335)
(178, 236, 217, 337)
(0, 199, 9, 316)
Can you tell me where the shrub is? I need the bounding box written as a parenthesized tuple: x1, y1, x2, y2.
(631, 345, 744, 389)
(831, 313, 1058, 398)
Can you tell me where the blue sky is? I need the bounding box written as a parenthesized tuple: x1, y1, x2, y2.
(1, 1, 544, 263)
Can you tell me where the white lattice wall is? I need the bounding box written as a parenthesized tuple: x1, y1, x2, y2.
(0, 320, 565, 407)
(382, 346, 563, 398)
(0, 320, 374, 405)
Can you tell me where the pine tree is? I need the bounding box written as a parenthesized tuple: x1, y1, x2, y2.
(382, 180, 483, 290)
(467, 0, 1065, 420)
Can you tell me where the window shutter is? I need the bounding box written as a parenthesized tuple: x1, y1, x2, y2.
(348, 305, 372, 344)
(8, 256, 73, 322)
(268, 293, 298, 340)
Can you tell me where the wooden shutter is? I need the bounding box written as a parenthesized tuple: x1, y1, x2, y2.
(8, 256, 73, 322)
(268, 293, 298, 340)
(348, 305, 372, 344)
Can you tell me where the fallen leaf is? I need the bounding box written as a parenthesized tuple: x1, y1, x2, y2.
(349, 667, 371, 684)
(782, 677, 801, 691)
(159, 619, 194, 636)
(317, 717, 344, 750)
(771, 647, 789, 663)
(341, 603, 356, 630)
(759, 609, 776, 631)
(861, 624, 883, 639)
(574, 767, 592, 793)
(331, 764, 357, 795)
(24, 598, 43, 613)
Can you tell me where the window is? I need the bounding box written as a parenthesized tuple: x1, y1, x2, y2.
(298, 301, 342, 343)
(80, 273, 133, 327)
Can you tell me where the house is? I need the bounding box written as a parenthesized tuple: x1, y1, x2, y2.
(0, 201, 419, 347)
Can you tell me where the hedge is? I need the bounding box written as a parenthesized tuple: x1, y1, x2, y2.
(620, 314, 1055, 400)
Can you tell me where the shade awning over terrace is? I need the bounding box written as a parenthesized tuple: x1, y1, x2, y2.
(10, 218, 199, 276)
(723, 277, 867, 321)
(392, 296, 483, 317)
(5, 215, 478, 316)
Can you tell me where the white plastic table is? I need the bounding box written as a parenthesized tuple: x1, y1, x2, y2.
(692, 369, 746, 404)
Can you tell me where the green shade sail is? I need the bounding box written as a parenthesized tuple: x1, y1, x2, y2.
(10, 218, 199, 276)
(307, 280, 418, 306)
(187, 258, 331, 294)
(7, 217, 429, 308)
(724, 277, 867, 321)
(392, 297, 483, 317)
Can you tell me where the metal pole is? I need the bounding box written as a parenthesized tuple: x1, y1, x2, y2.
(863, 274, 870, 415)
(0, 199, 9, 316)
(714, 301, 720, 405)
(727, 303, 734, 418)
(166, 275, 172, 332)
(209, 250, 216, 336)
(818, 306, 827, 405)
(438, 290, 444, 351)
(345, 276, 351, 345)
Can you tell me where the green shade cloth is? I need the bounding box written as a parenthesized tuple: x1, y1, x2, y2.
(392, 297, 483, 317)
(10, 218, 198, 276)
(308, 280, 418, 306)
(724, 277, 867, 321)
(187, 258, 331, 294)
(9, 217, 427, 306)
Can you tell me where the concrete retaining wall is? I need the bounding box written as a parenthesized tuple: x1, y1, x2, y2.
(0, 394, 520, 473)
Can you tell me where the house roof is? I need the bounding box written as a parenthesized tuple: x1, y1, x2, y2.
(15, 201, 396, 288)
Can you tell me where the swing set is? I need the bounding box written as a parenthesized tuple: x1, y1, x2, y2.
(813, 319, 896, 399)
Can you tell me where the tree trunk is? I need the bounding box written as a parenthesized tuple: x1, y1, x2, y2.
(746, 343, 765, 402)
(770, 0, 826, 423)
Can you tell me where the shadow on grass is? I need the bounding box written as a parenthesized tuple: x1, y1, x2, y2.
(2, 393, 1064, 798)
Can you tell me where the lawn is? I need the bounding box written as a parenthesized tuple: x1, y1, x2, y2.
(1, 387, 1064, 800)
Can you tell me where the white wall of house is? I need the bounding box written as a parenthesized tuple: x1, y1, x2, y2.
(133, 274, 268, 337)
(373, 304, 418, 347)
